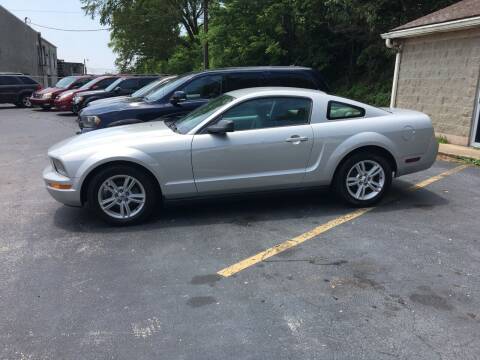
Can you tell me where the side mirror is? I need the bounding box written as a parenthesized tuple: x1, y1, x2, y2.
(91, 85, 99, 90)
(170, 91, 187, 105)
(207, 119, 234, 135)
(114, 86, 122, 93)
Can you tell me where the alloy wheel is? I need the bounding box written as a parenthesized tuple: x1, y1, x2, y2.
(346, 160, 385, 201)
(97, 175, 146, 219)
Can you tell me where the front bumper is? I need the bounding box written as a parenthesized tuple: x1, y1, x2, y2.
(54, 99, 73, 111)
(43, 165, 82, 207)
(30, 97, 54, 107)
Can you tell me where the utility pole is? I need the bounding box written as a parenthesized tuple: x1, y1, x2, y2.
(203, 0, 209, 70)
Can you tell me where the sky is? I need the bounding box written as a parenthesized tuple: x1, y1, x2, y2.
(0, 0, 116, 73)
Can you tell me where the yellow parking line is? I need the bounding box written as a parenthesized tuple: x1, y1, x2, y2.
(217, 164, 469, 277)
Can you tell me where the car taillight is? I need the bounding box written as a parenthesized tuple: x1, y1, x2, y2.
(36, 84, 42, 90)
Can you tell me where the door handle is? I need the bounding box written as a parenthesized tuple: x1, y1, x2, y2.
(285, 135, 308, 143)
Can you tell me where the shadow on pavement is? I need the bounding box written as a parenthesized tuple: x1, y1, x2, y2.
(53, 180, 449, 234)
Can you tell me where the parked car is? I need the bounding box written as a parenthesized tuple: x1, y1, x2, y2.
(72, 75, 160, 114)
(77, 67, 329, 133)
(53, 75, 119, 112)
(30, 75, 94, 110)
(0, 74, 42, 107)
(84, 75, 177, 110)
(44, 87, 438, 225)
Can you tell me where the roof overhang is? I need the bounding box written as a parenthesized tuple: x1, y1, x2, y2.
(381, 16, 480, 39)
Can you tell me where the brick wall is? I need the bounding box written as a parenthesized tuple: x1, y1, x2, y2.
(395, 28, 480, 146)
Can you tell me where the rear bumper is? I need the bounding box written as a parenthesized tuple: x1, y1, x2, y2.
(397, 135, 439, 176)
(43, 165, 82, 207)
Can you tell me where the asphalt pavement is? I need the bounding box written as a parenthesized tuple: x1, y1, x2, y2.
(0, 105, 479, 360)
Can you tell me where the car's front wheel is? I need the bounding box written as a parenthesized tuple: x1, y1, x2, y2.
(334, 152, 392, 206)
(87, 165, 160, 225)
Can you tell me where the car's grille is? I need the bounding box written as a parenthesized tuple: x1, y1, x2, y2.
(33, 93, 43, 99)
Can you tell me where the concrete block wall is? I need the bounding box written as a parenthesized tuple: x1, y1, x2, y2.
(395, 28, 480, 146)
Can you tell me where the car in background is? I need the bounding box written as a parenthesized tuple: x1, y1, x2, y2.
(72, 75, 160, 114)
(53, 75, 119, 112)
(44, 87, 438, 225)
(30, 75, 94, 110)
(84, 75, 177, 110)
(0, 74, 42, 108)
(77, 67, 329, 133)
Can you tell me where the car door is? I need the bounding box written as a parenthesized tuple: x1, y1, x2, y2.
(0, 76, 21, 103)
(191, 96, 314, 194)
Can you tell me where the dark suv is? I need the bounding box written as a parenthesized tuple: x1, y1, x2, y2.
(0, 74, 42, 107)
(72, 75, 160, 113)
(78, 67, 329, 132)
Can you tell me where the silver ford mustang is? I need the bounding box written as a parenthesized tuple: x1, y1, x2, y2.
(43, 87, 438, 225)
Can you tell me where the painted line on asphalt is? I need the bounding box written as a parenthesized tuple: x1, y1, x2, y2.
(217, 164, 469, 277)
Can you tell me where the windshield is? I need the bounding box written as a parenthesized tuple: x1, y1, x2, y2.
(55, 76, 77, 89)
(144, 75, 192, 102)
(105, 78, 124, 92)
(131, 76, 176, 99)
(175, 95, 235, 134)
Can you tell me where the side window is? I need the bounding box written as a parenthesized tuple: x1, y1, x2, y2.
(224, 73, 261, 92)
(19, 76, 37, 85)
(182, 75, 222, 100)
(139, 77, 156, 87)
(265, 72, 317, 89)
(220, 97, 311, 131)
(0, 76, 21, 85)
(327, 101, 365, 120)
(72, 78, 91, 88)
(95, 78, 117, 89)
(120, 79, 139, 89)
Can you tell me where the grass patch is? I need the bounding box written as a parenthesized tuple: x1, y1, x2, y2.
(437, 135, 449, 144)
(457, 156, 480, 167)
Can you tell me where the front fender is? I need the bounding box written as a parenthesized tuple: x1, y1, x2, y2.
(74, 147, 164, 191)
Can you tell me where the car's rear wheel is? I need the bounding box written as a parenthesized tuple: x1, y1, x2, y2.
(87, 165, 159, 225)
(16, 94, 32, 108)
(334, 152, 392, 206)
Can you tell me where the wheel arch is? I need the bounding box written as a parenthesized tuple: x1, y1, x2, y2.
(80, 160, 162, 205)
(332, 145, 398, 185)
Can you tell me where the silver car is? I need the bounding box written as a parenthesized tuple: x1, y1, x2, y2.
(43, 87, 438, 225)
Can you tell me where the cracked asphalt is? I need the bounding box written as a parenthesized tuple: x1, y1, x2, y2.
(1, 105, 479, 359)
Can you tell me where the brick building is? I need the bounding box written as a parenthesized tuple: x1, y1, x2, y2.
(382, 0, 480, 147)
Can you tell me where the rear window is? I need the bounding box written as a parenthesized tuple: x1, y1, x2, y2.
(327, 101, 365, 120)
(0, 76, 21, 85)
(265, 71, 318, 89)
(139, 77, 157, 87)
(19, 76, 38, 85)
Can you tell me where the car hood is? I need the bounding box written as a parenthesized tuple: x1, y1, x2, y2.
(36, 87, 65, 95)
(88, 95, 130, 107)
(76, 89, 106, 97)
(81, 98, 158, 116)
(49, 121, 176, 158)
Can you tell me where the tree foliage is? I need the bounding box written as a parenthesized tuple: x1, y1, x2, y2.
(81, 0, 459, 104)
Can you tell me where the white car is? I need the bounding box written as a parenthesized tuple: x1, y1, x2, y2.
(43, 87, 438, 225)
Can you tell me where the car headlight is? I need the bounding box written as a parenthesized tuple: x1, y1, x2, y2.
(73, 96, 83, 104)
(81, 115, 101, 128)
(42, 93, 52, 99)
(51, 158, 68, 177)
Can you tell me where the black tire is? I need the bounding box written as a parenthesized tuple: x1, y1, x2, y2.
(87, 165, 160, 225)
(16, 93, 32, 108)
(333, 152, 392, 207)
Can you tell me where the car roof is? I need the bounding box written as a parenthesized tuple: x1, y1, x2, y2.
(227, 87, 325, 99)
